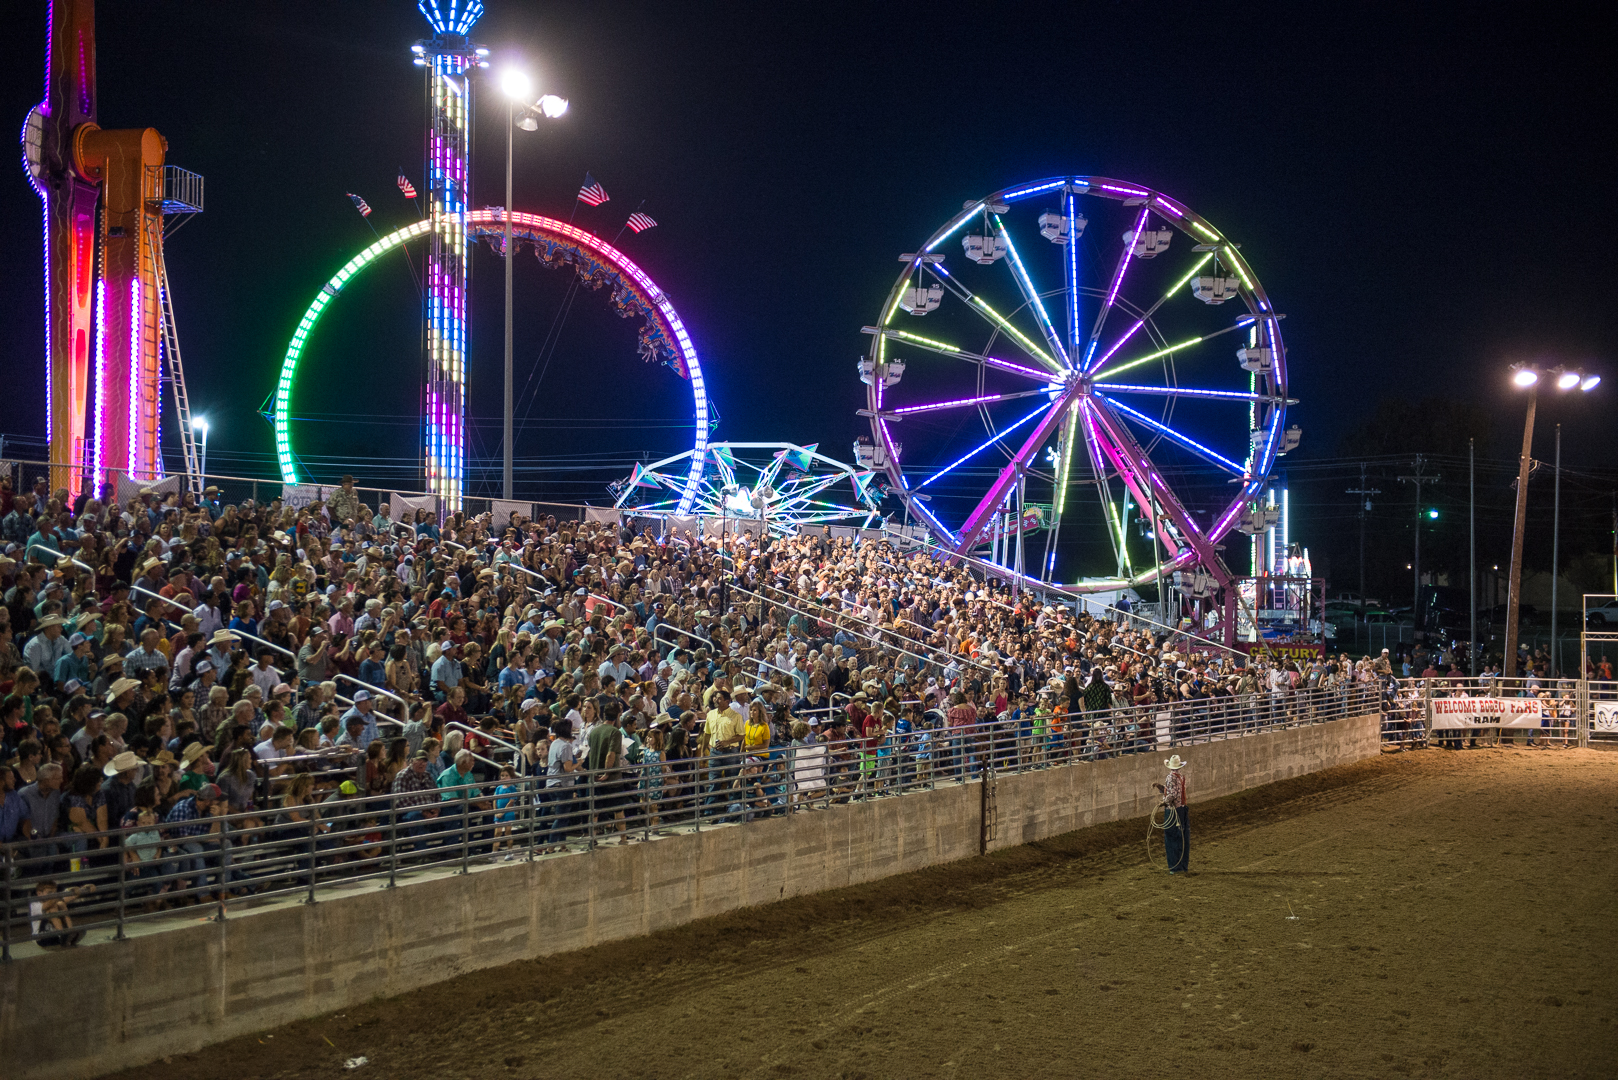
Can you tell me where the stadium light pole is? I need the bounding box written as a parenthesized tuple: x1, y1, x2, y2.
(497, 68, 568, 501)
(191, 416, 209, 483)
(1504, 364, 1598, 678)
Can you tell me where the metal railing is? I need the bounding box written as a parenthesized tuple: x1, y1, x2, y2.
(1380, 676, 1589, 750)
(0, 681, 1378, 956)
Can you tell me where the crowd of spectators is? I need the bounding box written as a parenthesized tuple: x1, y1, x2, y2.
(2, 470, 1384, 941)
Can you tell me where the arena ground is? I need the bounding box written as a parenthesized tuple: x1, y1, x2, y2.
(105, 747, 1617, 1080)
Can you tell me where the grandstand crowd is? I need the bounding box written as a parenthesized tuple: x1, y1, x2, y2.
(0, 470, 1402, 939)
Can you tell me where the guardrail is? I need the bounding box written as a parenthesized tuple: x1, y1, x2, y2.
(0, 681, 1377, 956)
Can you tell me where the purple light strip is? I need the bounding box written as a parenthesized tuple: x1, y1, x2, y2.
(128, 277, 140, 476)
(917, 403, 1048, 489)
(1092, 382, 1275, 402)
(1082, 204, 1151, 372)
(91, 275, 105, 496)
(985, 356, 1058, 381)
(892, 390, 1038, 416)
(1095, 394, 1245, 474)
(1064, 186, 1080, 362)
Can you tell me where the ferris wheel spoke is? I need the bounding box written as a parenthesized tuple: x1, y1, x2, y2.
(1087, 403, 1232, 575)
(1078, 205, 1151, 373)
(1095, 393, 1247, 476)
(887, 388, 1053, 418)
(1073, 401, 1131, 574)
(954, 392, 1079, 552)
(1091, 251, 1216, 371)
(993, 213, 1070, 368)
(925, 263, 1065, 375)
(1091, 382, 1291, 406)
(862, 327, 1058, 382)
(1081, 402, 1181, 561)
(914, 401, 1050, 490)
(1087, 319, 1250, 383)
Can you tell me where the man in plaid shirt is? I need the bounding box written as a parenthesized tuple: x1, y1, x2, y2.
(1153, 755, 1190, 874)
(164, 783, 225, 896)
(391, 751, 440, 850)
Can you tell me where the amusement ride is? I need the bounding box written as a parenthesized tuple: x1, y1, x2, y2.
(857, 177, 1301, 623)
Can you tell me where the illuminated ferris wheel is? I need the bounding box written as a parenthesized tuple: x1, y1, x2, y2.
(857, 176, 1298, 593)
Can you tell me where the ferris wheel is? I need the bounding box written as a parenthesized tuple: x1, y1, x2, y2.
(858, 176, 1298, 594)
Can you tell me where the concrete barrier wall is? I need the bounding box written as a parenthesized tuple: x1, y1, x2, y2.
(2, 712, 1378, 1080)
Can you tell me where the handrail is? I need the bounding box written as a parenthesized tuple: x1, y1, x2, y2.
(900, 531, 1246, 658)
(756, 578, 994, 674)
(335, 671, 408, 708)
(127, 583, 299, 663)
(729, 581, 988, 675)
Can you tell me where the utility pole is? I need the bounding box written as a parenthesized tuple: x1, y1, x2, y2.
(1398, 455, 1441, 639)
(1504, 387, 1539, 678)
(1346, 463, 1380, 603)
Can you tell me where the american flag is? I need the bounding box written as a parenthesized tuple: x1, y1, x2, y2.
(577, 173, 609, 206)
(347, 192, 372, 217)
(397, 172, 417, 199)
(626, 212, 658, 234)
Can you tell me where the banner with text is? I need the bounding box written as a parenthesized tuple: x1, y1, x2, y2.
(1429, 696, 1545, 728)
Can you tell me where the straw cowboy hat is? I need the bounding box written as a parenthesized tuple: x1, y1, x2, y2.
(1164, 755, 1188, 771)
(103, 750, 141, 777)
(105, 677, 140, 703)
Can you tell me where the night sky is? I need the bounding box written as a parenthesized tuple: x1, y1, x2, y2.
(2, 2, 1613, 597)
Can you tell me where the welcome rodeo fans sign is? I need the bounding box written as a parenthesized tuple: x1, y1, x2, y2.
(1430, 697, 1544, 728)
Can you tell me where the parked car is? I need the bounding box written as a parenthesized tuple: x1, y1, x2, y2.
(1588, 600, 1618, 627)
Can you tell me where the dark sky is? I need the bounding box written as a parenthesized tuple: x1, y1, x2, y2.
(2, 1, 1613, 581)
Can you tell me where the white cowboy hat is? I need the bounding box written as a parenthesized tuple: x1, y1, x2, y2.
(1164, 755, 1187, 770)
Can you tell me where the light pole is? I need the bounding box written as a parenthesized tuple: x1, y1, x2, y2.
(497, 68, 568, 500)
(191, 416, 209, 484)
(1504, 364, 1599, 677)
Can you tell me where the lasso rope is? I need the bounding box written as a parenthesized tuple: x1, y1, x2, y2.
(1145, 801, 1171, 868)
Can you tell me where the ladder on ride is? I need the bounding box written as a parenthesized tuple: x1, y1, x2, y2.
(156, 242, 202, 497)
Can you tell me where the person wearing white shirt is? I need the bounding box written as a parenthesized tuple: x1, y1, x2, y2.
(250, 652, 283, 698)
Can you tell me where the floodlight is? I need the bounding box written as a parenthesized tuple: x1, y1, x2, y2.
(191, 417, 209, 433)
(499, 69, 533, 101)
(1511, 367, 1539, 388)
(538, 94, 569, 118)
(515, 116, 539, 131)
(1427, 509, 1438, 519)
(1580, 374, 1601, 392)
(1555, 369, 1582, 390)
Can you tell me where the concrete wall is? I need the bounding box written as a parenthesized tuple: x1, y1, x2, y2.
(1, 712, 1379, 1080)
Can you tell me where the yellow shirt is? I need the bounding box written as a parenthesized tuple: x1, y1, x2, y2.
(744, 719, 770, 754)
(705, 707, 743, 751)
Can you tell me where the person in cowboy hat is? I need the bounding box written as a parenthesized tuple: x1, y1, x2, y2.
(1152, 754, 1191, 874)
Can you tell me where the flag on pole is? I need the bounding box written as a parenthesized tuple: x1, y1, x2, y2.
(397, 172, 417, 199)
(625, 212, 658, 234)
(577, 173, 609, 206)
(347, 193, 372, 217)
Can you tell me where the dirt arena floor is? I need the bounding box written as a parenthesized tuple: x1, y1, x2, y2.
(108, 747, 1618, 1080)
